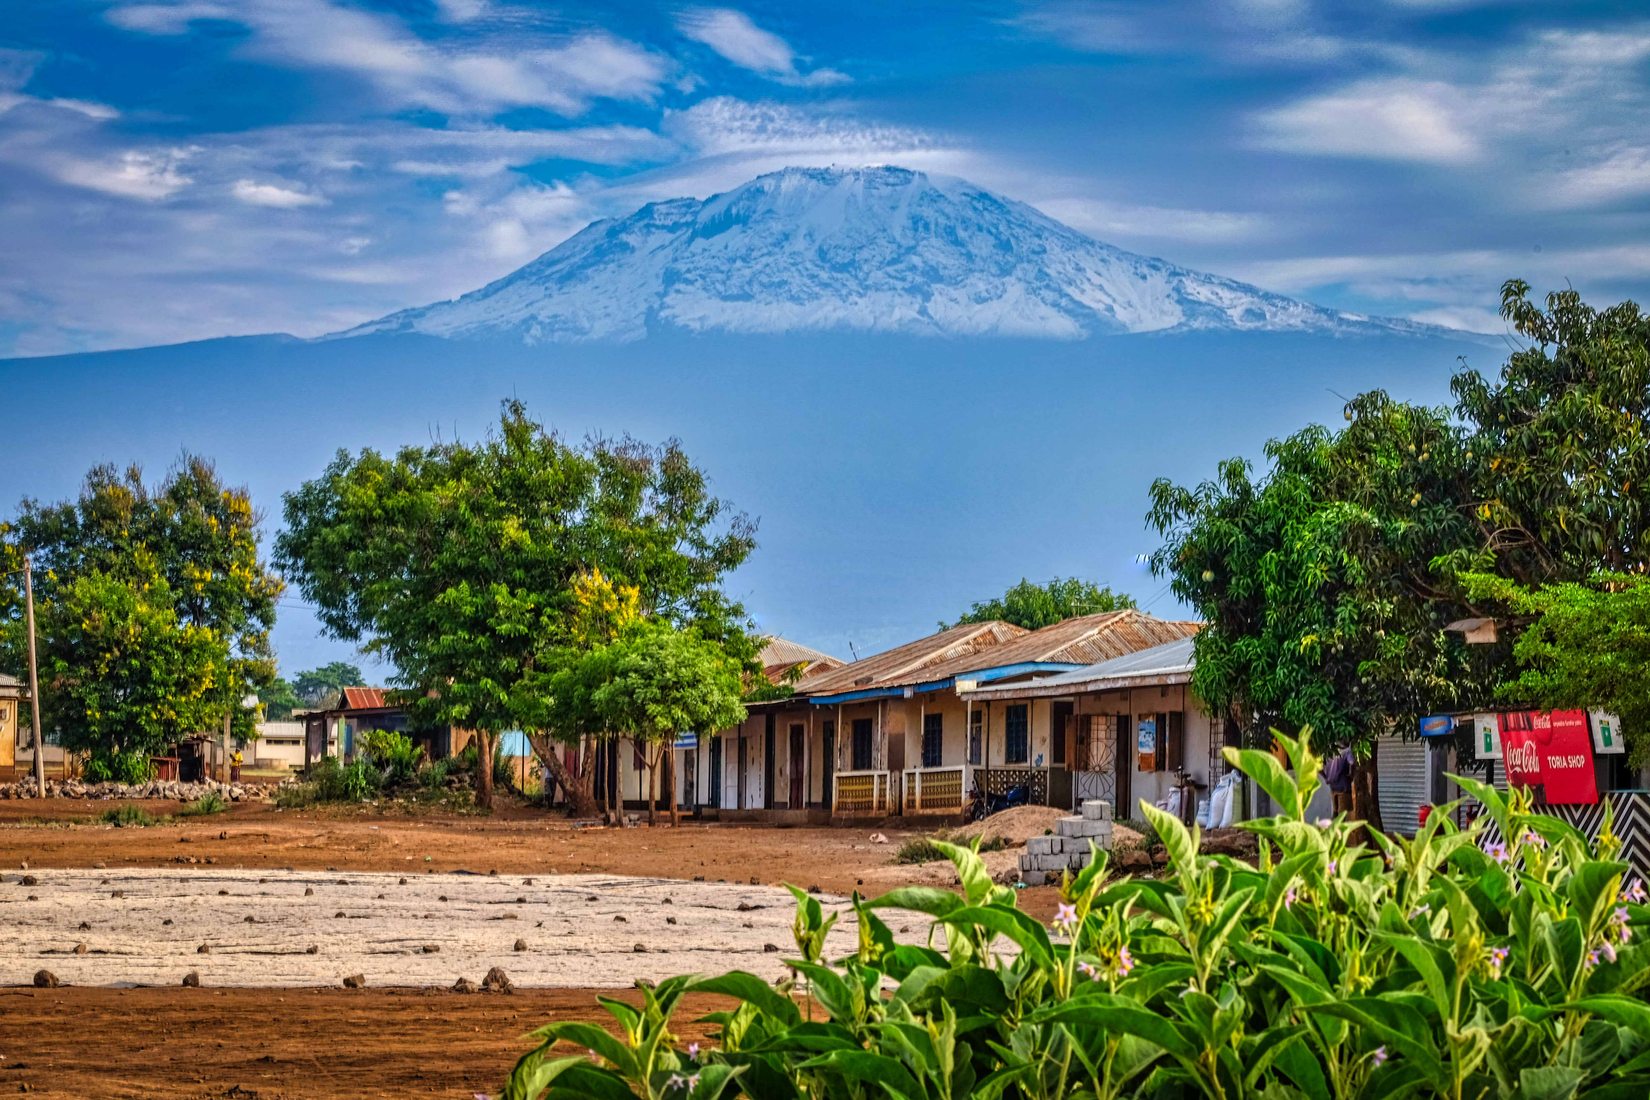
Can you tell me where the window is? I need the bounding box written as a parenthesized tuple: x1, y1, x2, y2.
(851, 718, 874, 771)
(1005, 704, 1029, 764)
(921, 713, 944, 768)
(1164, 711, 1185, 772)
(968, 710, 982, 765)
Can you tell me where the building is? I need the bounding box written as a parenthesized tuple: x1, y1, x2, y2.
(0, 673, 22, 777)
(695, 611, 1201, 820)
(250, 720, 307, 770)
(961, 635, 1235, 824)
(299, 687, 459, 767)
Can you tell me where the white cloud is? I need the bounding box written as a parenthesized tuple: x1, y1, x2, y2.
(55, 147, 197, 199)
(677, 8, 848, 87)
(232, 178, 326, 208)
(1406, 305, 1504, 332)
(1254, 78, 1478, 164)
(104, 0, 671, 116)
(1034, 196, 1268, 245)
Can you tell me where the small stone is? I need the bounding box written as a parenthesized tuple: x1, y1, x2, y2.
(420, 945, 440, 954)
(73, 943, 88, 956)
(342, 974, 366, 989)
(335, 912, 345, 919)
(244, 916, 256, 924)
(304, 887, 313, 896)
(306, 945, 319, 955)
(613, 914, 626, 923)
(736, 902, 757, 912)
(692, 875, 705, 882)
(398, 877, 408, 885)
(481, 966, 513, 993)
(93, 862, 106, 870)
(451, 977, 478, 993)
(161, 919, 172, 927)
(763, 944, 781, 953)
(663, 897, 672, 905)
(632, 943, 647, 953)
(197, 944, 211, 954)
(78, 922, 90, 931)
(32, 970, 58, 988)
(218, 890, 229, 897)
(665, 916, 677, 925)
(807, 885, 822, 894)
(181, 971, 200, 988)
(19, 875, 37, 886)
(515, 896, 525, 904)
(438, 895, 448, 902)
(586, 895, 597, 901)
(513, 938, 527, 952)
(749, 876, 760, 885)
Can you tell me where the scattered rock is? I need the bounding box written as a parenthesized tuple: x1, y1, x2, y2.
(73, 943, 87, 956)
(306, 945, 319, 955)
(161, 919, 172, 927)
(182, 971, 200, 988)
(763, 944, 781, 953)
(398, 877, 408, 885)
(304, 888, 314, 896)
(613, 914, 626, 923)
(420, 945, 439, 954)
(32, 970, 58, 988)
(513, 938, 527, 952)
(481, 967, 513, 994)
(870, 833, 888, 844)
(451, 977, 478, 994)
(342, 974, 366, 989)
(632, 943, 647, 953)
(334, 912, 345, 919)
(77, 922, 90, 932)
(197, 944, 211, 954)
(19, 875, 37, 887)
(665, 916, 677, 925)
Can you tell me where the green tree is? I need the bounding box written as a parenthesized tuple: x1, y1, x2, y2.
(944, 576, 1136, 631)
(260, 676, 302, 721)
(292, 661, 367, 707)
(0, 458, 282, 779)
(276, 400, 759, 812)
(588, 621, 746, 826)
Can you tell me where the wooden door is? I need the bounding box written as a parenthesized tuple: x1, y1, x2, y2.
(789, 724, 806, 807)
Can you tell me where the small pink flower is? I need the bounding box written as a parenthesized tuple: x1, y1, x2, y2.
(1622, 879, 1647, 904)
(1486, 946, 1508, 979)
(1327, 859, 1338, 875)
(686, 1043, 699, 1060)
(1053, 902, 1077, 930)
(1077, 960, 1098, 980)
(1486, 841, 1508, 864)
(1371, 1046, 1388, 1067)
(1521, 829, 1546, 849)
(1284, 887, 1297, 910)
(1117, 946, 1135, 976)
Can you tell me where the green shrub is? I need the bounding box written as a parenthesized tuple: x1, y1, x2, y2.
(503, 728, 1650, 1100)
(100, 804, 160, 827)
(896, 833, 1008, 864)
(178, 792, 228, 817)
(85, 751, 154, 785)
(360, 728, 424, 786)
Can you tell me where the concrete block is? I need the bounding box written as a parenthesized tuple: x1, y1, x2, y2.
(1026, 835, 1054, 855)
(1081, 800, 1113, 822)
(1056, 817, 1088, 838)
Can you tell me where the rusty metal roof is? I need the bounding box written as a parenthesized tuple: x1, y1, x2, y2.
(963, 635, 1199, 700)
(339, 686, 393, 710)
(801, 612, 1199, 701)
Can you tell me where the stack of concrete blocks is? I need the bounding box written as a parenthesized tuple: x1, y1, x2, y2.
(1020, 800, 1115, 881)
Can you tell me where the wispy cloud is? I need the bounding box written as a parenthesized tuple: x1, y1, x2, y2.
(677, 8, 848, 87)
(105, 0, 671, 116)
(232, 178, 325, 208)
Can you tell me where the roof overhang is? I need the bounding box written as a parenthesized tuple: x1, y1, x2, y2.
(807, 662, 1083, 705)
(963, 667, 1194, 702)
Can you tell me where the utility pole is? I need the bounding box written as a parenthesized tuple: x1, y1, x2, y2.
(23, 556, 45, 796)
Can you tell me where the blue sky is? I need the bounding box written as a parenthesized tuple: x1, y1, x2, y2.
(4, 0, 1650, 358)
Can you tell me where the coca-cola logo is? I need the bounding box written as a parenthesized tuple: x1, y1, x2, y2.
(1507, 741, 1540, 772)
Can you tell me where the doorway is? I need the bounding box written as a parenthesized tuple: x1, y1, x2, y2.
(763, 713, 776, 811)
(789, 724, 806, 807)
(708, 737, 722, 809)
(822, 721, 836, 812)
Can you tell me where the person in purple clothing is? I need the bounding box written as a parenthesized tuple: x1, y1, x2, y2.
(1322, 745, 1354, 817)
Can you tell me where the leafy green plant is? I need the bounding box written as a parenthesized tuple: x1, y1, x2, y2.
(100, 804, 161, 827)
(896, 833, 1007, 864)
(504, 728, 1650, 1099)
(178, 791, 228, 816)
(360, 728, 424, 786)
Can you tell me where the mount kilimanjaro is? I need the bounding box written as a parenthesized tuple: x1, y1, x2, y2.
(338, 166, 1439, 344)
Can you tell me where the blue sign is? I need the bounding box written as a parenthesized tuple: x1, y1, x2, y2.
(1418, 715, 1456, 738)
(673, 732, 698, 750)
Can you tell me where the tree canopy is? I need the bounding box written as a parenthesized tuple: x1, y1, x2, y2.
(275, 400, 760, 809)
(1148, 280, 1650, 767)
(0, 457, 282, 780)
(944, 576, 1136, 631)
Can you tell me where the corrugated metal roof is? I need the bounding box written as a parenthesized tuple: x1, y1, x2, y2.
(963, 635, 1198, 700)
(799, 621, 1029, 698)
(803, 613, 1200, 700)
(759, 636, 841, 668)
(340, 686, 392, 710)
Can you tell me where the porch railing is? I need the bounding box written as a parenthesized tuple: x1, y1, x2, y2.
(903, 766, 967, 814)
(972, 766, 1048, 806)
(833, 769, 894, 816)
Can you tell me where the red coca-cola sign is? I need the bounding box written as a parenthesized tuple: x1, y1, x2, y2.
(1497, 710, 1598, 804)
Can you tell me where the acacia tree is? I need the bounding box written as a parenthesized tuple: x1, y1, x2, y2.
(0, 459, 281, 780)
(276, 401, 759, 812)
(945, 576, 1135, 630)
(588, 621, 745, 826)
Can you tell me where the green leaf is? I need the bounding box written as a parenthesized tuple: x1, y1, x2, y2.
(1226, 746, 1300, 819)
(1041, 1000, 1200, 1062)
(687, 972, 801, 1028)
(1517, 1065, 1584, 1100)
(798, 1050, 925, 1100)
(938, 905, 1055, 967)
(868, 886, 966, 920)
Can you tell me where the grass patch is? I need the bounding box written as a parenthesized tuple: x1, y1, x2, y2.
(177, 792, 228, 817)
(100, 804, 163, 828)
(895, 832, 1009, 864)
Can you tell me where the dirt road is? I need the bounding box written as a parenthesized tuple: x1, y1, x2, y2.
(0, 798, 1055, 1098)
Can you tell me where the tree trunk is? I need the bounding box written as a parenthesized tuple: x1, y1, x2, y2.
(647, 745, 659, 827)
(473, 730, 495, 811)
(665, 746, 679, 827)
(529, 732, 597, 818)
(1351, 738, 1384, 841)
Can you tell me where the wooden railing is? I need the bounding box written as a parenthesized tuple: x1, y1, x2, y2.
(903, 766, 967, 814)
(833, 769, 894, 816)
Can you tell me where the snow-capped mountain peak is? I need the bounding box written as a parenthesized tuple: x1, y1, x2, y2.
(339, 166, 1434, 343)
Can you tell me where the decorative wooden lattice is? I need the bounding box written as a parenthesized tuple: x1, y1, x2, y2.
(905, 767, 965, 812)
